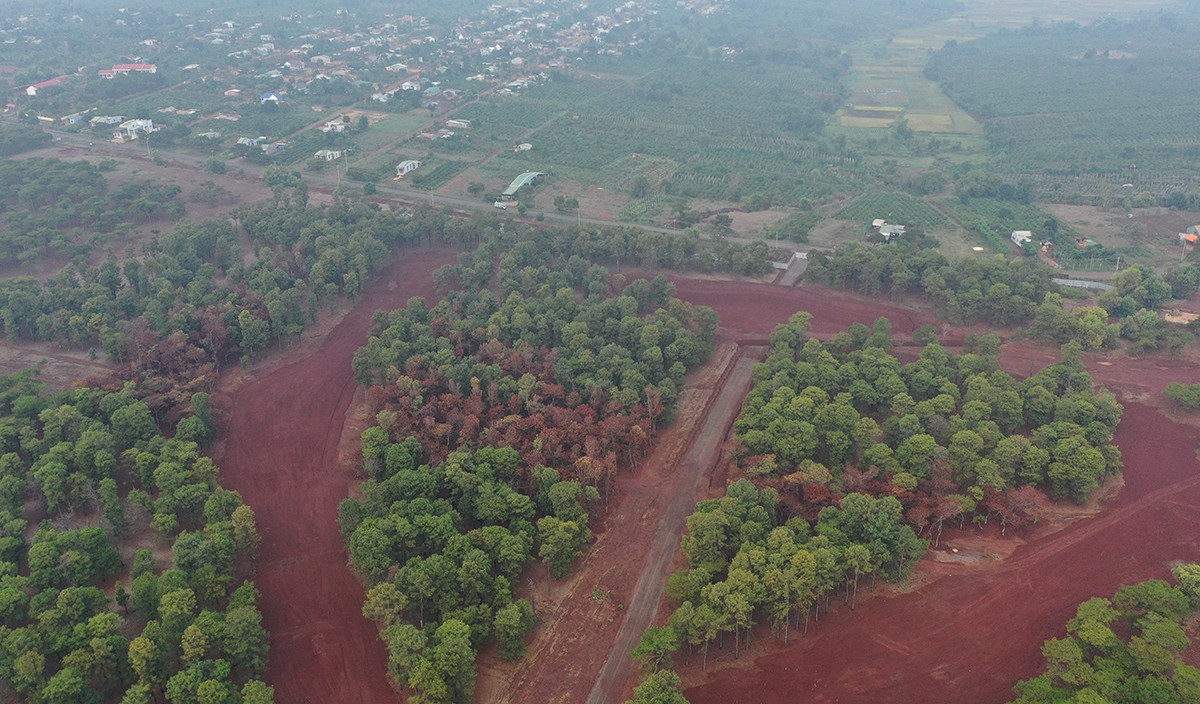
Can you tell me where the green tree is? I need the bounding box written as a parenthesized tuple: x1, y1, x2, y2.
(625, 669, 688, 704)
(632, 626, 679, 673)
(536, 516, 591, 579)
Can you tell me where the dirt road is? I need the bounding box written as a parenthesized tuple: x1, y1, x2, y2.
(584, 351, 762, 704)
(217, 248, 458, 704)
(480, 343, 759, 704)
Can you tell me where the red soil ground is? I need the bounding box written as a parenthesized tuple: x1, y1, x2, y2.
(684, 344, 1200, 704)
(216, 248, 458, 704)
(667, 279, 932, 340)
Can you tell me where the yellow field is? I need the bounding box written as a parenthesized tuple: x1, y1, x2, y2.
(905, 113, 956, 132)
(839, 115, 897, 128)
(849, 105, 902, 113)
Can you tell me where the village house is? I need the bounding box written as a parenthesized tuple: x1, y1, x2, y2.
(24, 75, 69, 96)
(1011, 230, 1034, 248)
(1179, 225, 1200, 247)
(396, 159, 421, 176)
(97, 63, 157, 79)
(314, 148, 345, 161)
(113, 118, 154, 140)
(320, 120, 349, 134)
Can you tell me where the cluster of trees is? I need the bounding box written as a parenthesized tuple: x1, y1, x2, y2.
(0, 192, 436, 413)
(738, 314, 1122, 526)
(807, 241, 1055, 326)
(673, 482, 922, 656)
(474, 224, 774, 278)
(812, 240, 1198, 356)
(1164, 382, 1200, 413)
(345, 244, 721, 702)
(0, 163, 770, 419)
(0, 371, 272, 703)
(627, 480, 926, 700)
(339, 446, 580, 703)
(0, 126, 50, 157)
(628, 315, 1127, 699)
(1029, 264, 1200, 353)
(1013, 565, 1200, 703)
(0, 158, 184, 266)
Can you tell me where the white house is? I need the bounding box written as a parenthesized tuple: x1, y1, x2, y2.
(314, 149, 345, 161)
(445, 118, 471, 129)
(396, 159, 421, 176)
(1011, 230, 1033, 248)
(113, 118, 154, 140)
(320, 120, 348, 134)
(386, 62, 408, 72)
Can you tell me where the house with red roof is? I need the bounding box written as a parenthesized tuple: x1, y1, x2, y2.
(24, 76, 70, 96)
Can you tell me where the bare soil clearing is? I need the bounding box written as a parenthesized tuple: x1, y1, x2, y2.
(684, 343, 1200, 704)
(0, 339, 111, 390)
(667, 279, 932, 340)
(215, 248, 458, 704)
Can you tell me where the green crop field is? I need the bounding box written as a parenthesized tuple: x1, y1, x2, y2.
(834, 192, 951, 229)
(929, 17, 1200, 178)
(353, 114, 426, 151)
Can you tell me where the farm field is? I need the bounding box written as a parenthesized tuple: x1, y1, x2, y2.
(929, 17, 1200, 176)
(345, 112, 426, 152)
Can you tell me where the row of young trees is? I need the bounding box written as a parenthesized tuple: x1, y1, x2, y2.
(807, 239, 1056, 326)
(810, 238, 1200, 356)
(0, 370, 273, 703)
(343, 245, 722, 703)
(1013, 565, 1200, 703)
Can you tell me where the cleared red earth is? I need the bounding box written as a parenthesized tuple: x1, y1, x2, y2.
(216, 248, 458, 704)
(667, 279, 932, 339)
(684, 345, 1200, 704)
